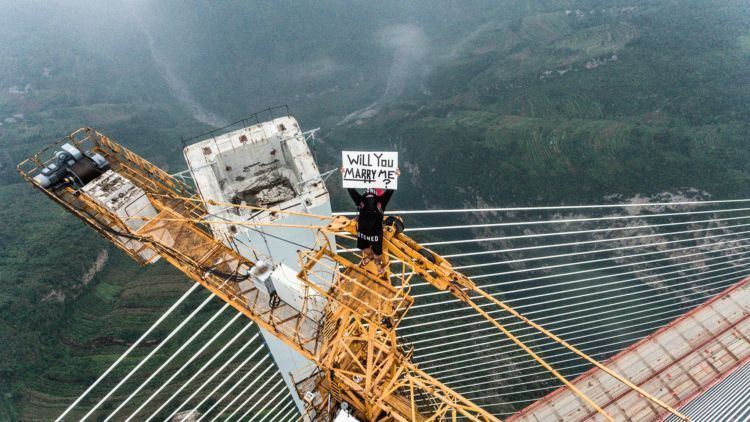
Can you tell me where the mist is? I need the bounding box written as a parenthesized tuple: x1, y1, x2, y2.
(1, 0, 509, 131)
(143, 30, 229, 128)
(4, 2, 750, 420)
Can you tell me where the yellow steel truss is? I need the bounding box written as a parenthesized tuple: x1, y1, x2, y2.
(17, 128, 688, 421)
(17, 128, 495, 421)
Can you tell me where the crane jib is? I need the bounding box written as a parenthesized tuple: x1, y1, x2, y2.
(17, 127, 689, 422)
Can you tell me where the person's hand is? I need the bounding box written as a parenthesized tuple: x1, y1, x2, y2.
(395, 168, 401, 176)
(340, 167, 346, 175)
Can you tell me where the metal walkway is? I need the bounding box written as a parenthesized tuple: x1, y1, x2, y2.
(665, 359, 750, 422)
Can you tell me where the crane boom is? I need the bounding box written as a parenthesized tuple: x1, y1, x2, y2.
(18, 127, 687, 421)
(17, 128, 497, 421)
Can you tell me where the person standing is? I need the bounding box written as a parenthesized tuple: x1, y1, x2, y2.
(343, 169, 399, 275)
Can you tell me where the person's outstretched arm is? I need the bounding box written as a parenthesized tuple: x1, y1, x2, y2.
(380, 189, 394, 210)
(347, 188, 362, 205)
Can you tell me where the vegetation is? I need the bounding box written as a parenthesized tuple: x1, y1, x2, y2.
(0, 0, 749, 419)
(326, 0, 750, 208)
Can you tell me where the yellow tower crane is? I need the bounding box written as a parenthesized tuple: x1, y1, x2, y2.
(18, 128, 689, 421)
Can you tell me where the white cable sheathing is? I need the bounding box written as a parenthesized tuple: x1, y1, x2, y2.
(402, 250, 750, 332)
(281, 407, 299, 422)
(419, 220, 750, 252)
(209, 363, 276, 421)
(441, 227, 750, 260)
(406, 234, 750, 307)
(414, 266, 749, 369)
(402, 207, 750, 232)
(255, 388, 294, 422)
(459, 336, 675, 399)
(418, 282, 724, 361)
(675, 361, 750, 421)
(408, 252, 747, 336)
(336, 216, 750, 253)
(422, 229, 750, 277)
(405, 265, 745, 363)
(417, 270, 747, 375)
(415, 243, 750, 302)
(463, 319, 702, 403)
(55, 282, 201, 422)
(705, 376, 750, 421)
(235, 378, 287, 421)
(385, 227, 750, 289)
(405, 258, 750, 347)
(273, 402, 298, 422)
(176, 346, 267, 422)
(427, 341, 644, 406)
(409, 278, 742, 384)
(469, 359, 622, 399)
(420, 309, 729, 406)
(354, 226, 750, 267)
(199, 354, 273, 421)
(443, 301, 725, 395)
(424, 306, 728, 386)
(81, 289, 219, 421)
(124, 312, 245, 421)
(409, 264, 745, 347)
(106, 304, 232, 421)
(385, 232, 750, 299)
(332, 198, 750, 216)
(223, 369, 280, 421)
(411, 282, 743, 407)
(446, 338, 649, 394)
(701, 376, 750, 420)
(336, 220, 750, 257)
(430, 286, 735, 370)
(418, 294, 736, 390)
(147, 326, 256, 421)
(419, 214, 750, 246)
(469, 379, 586, 402)
(266, 401, 295, 422)
(417, 283, 737, 378)
(408, 252, 748, 345)
(410, 269, 742, 376)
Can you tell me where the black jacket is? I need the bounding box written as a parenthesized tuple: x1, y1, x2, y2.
(348, 188, 394, 236)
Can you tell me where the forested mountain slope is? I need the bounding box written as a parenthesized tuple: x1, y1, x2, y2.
(1, 1, 748, 419)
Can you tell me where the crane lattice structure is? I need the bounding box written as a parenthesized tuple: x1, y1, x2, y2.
(18, 128, 689, 421)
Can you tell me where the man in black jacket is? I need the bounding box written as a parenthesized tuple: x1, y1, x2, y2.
(347, 187, 394, 275)
(343, 165, 399, 274)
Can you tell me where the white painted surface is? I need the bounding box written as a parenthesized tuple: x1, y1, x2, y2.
(341, 150, 398, 189)
(184, 116, 333, 418)
(82, 170, 159, 262)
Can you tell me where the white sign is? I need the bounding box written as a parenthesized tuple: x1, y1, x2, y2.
(341, 151, 398, 190)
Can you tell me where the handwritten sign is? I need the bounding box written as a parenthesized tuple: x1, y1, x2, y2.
(341, 151, 398, 189)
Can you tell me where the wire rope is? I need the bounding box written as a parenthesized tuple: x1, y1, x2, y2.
(124, 312, 247, 421)
(333, 198, 750, 216)
(81, 289, 221, 420)
(149, 328, 258, 421)
(54, 282, 201, 422)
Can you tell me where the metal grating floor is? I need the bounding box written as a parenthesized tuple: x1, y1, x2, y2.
(665, 359, 750, 422)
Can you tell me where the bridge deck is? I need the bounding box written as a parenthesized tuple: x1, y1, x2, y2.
(509, 276, 750, 422)
(664, 357, 750, 421)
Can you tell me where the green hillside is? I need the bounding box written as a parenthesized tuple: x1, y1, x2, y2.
(1, 0, 749, 419)
(325, 0, 750, 207)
